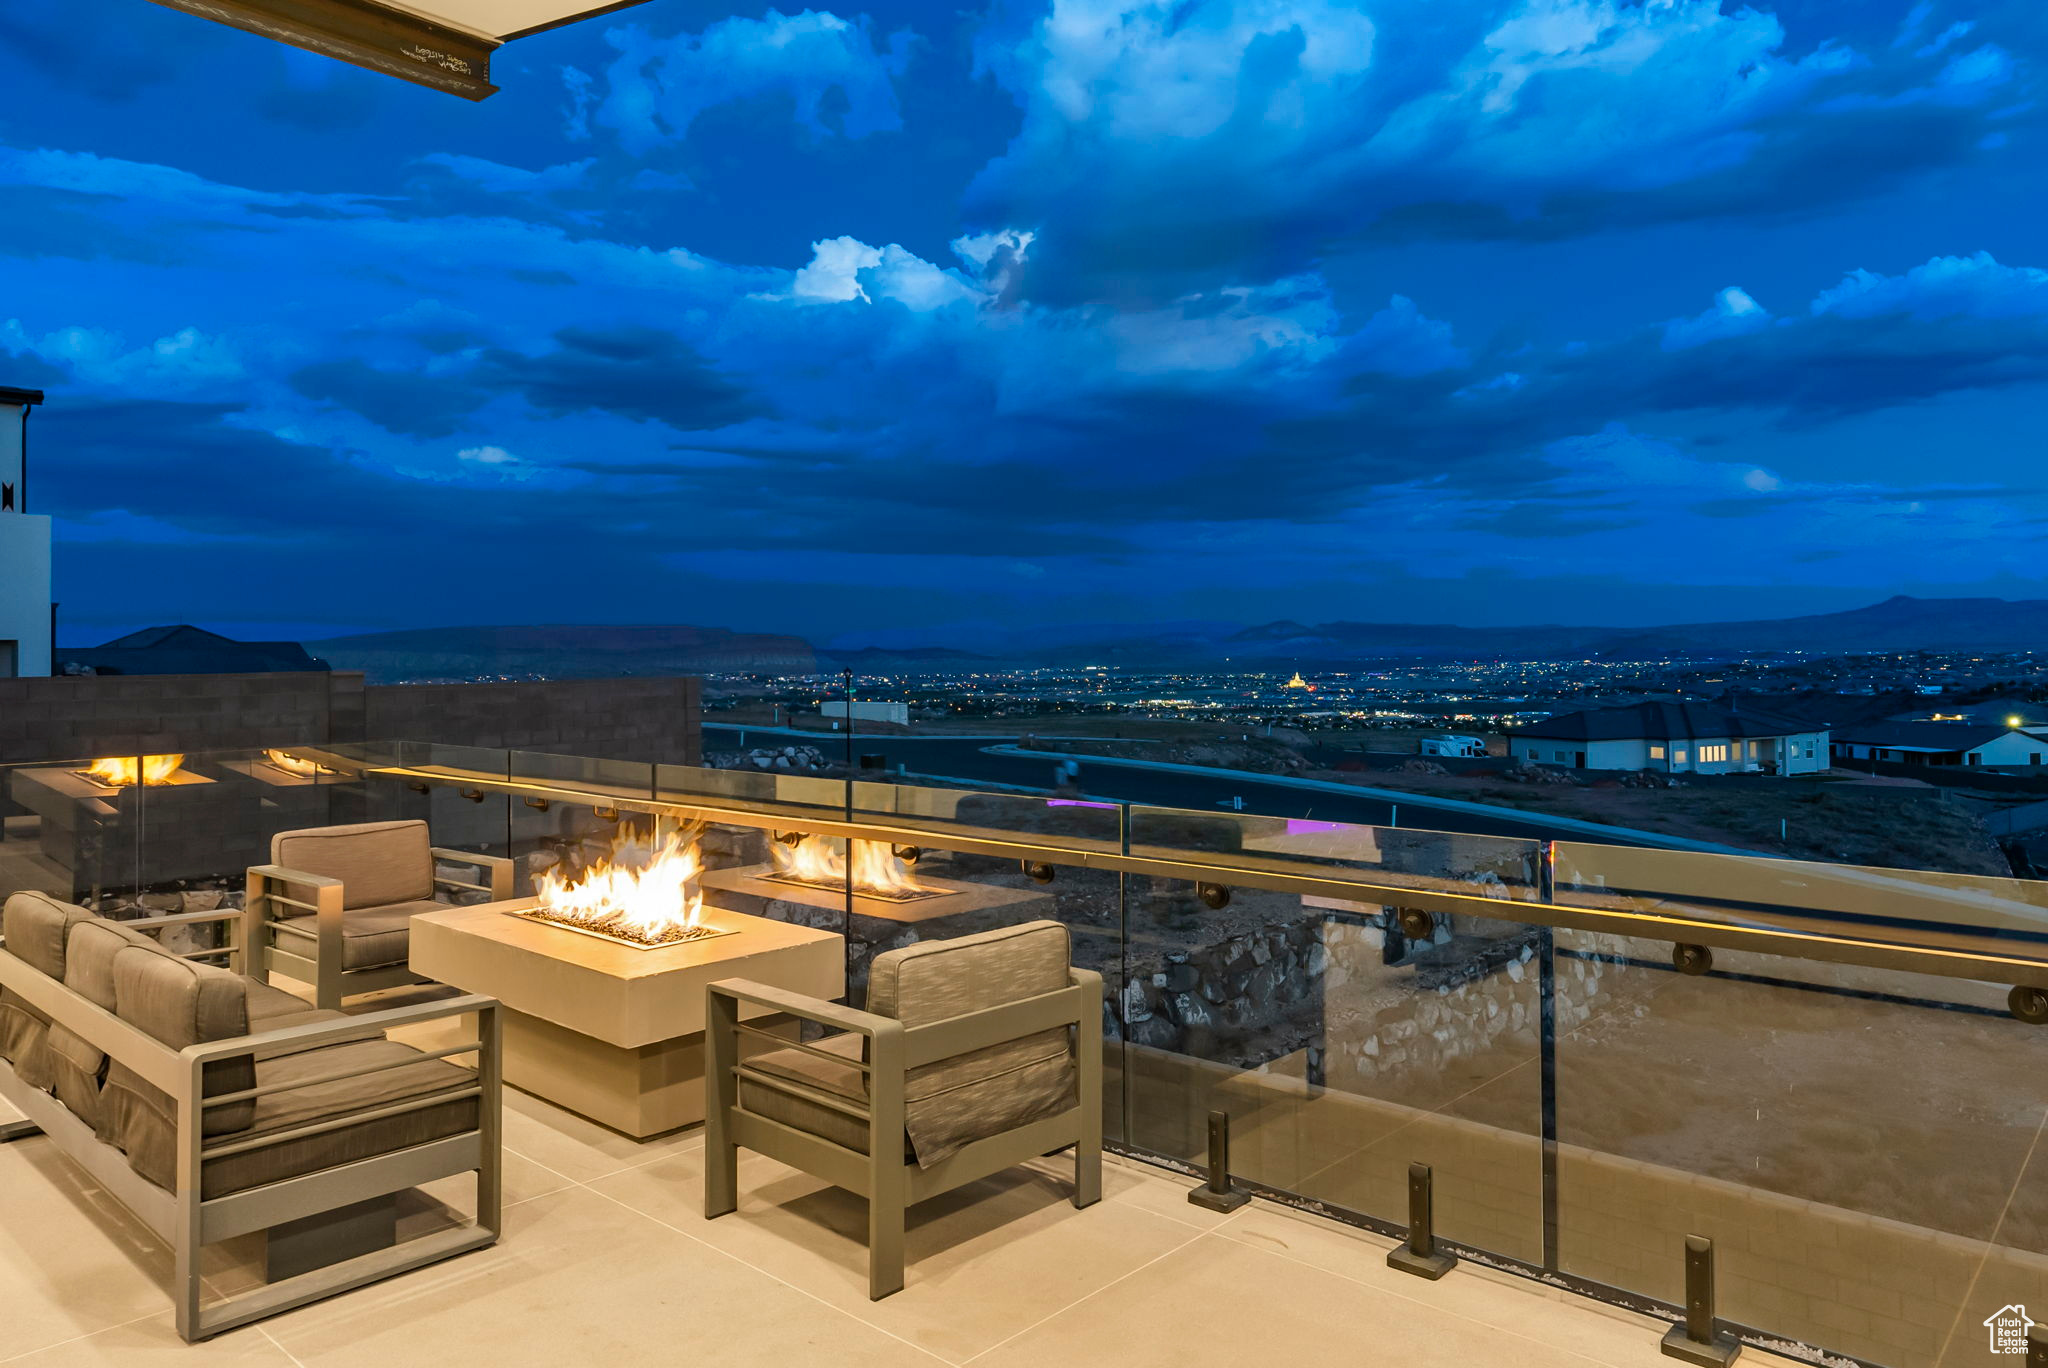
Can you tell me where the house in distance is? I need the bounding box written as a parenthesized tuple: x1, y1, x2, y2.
(1510, 701, 1828, 775)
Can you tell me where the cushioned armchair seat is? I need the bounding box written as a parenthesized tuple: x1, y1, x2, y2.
(248, 820, 511, 1009)
(740, 1033, 891, 1158)
(276, 899, 443, 970)
(201, 1042, 481, 1200)
(707, 919, 1104, 1300)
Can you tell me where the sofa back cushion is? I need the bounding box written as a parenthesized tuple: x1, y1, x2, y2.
(867, 921, 1079, 1166)
(2, 890, 90, 982)
(272, 820, 432, 910)
(50, 919, 185, 1133)
(0, 892, 94, 1091)
(110, 946, 255, 1134)
(66, 919, 173, 1010)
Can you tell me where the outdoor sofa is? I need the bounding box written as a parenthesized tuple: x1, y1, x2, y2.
(0, 888, 502, 1341)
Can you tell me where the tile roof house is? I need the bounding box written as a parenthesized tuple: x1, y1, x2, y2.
(1833, 719, 2048, 768)
(1511, 701, 1828, 775)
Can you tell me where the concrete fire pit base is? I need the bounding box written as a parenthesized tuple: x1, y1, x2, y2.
(409, 899, 844, 1138)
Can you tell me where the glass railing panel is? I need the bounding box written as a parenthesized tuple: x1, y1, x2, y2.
(1552, 927, 2048, 1366)
(0, 754, 147, 913)
(1554, 841, 2048, 966)
(506, 788, 667, 904)
(696, 822, 853, 983)
(507, 751, 656, 807)
(654, 760, 849, 823)
(1130, 804, 1543, 903)
(129, 748, 353, 951)
(850, 778, 1123, 854)
(1122, 867, 1544, 1264)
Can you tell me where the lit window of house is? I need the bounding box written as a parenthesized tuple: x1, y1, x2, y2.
(1674, 748, 1689, 763)
(1649, 745, 1666, 760)
(1698, 744, 1729, 763)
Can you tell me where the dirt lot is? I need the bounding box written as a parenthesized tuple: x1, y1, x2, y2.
(1297, 766, 2012, 875)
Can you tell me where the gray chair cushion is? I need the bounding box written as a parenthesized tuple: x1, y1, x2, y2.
(2, 890, 90, 980)
(244, 979, 317, 1026)
(271, 821, 432, 910)
(0, 991, 47, 1074)
(115, 1037, 479, 1199)
(49, 918, 185, 1135)
(740, 1033, 883, 1157)
(67, 918, 176, 1009)
(868, 920, 1074, 1024)
(105, 947, 255, 1138)
(867, 921, 1079, 1166)
(2, 894, 105, 1101)
(275, 899, 438, 970)
(45, 1026, 107, 1131)
(241, 980, 349, 1061)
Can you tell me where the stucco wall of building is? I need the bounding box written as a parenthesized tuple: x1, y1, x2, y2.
(0, 513, 51, 678)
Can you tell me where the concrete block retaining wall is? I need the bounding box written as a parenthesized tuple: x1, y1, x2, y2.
(0, 672, 701, 765)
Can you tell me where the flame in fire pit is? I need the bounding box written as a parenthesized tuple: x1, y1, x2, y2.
(770, 836, 934, 900)
(82, 754, 187, 787)
(518, 824, 724, 949)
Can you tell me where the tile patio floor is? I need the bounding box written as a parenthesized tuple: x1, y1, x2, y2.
(0, 1070, 1810, 1368)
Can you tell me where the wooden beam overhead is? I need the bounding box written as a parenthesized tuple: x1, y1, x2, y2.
(147, 0, 501, 100)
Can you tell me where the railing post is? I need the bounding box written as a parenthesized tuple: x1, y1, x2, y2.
(1187, 1109, 1249, 1213)
(1387, 1162, 1456, 1279)
(1660, 1235, 1740, 1365)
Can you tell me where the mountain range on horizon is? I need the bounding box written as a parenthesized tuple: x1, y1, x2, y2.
(304, 596, 2048, 681)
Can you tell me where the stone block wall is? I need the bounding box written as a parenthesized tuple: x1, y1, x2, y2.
(363, 676, 701, 764)
(0, 671, 350, 760)
(0, 671, 701, 766)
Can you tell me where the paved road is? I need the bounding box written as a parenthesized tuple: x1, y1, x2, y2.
(705, 725, 1664, 849)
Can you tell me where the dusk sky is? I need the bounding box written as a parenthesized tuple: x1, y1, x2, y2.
(2, 0, 2044, 647)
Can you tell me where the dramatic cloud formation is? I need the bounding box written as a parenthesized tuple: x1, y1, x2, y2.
(966, 0, 2033, 299)
(595, 9, 915, 153)
(0, 0, 2043, 638)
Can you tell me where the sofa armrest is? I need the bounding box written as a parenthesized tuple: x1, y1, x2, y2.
(185, 992, 499, 1062)
(430, 848, 514, 901)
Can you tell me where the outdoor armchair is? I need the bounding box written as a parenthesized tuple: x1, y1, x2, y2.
(246, 820, 512, 1009)
(705, 919, 1103, 1299)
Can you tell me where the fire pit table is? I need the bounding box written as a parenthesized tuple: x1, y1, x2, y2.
(409, 900, 844, 1138)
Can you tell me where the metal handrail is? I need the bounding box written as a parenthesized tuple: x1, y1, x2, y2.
(363, 759, 2048, 991)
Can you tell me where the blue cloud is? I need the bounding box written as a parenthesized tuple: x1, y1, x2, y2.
(964, 0, 2034, 301)
(8, 0, 2048, 634)
(1810, 251, 2048, 321)
(596, 9, 915, 154)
